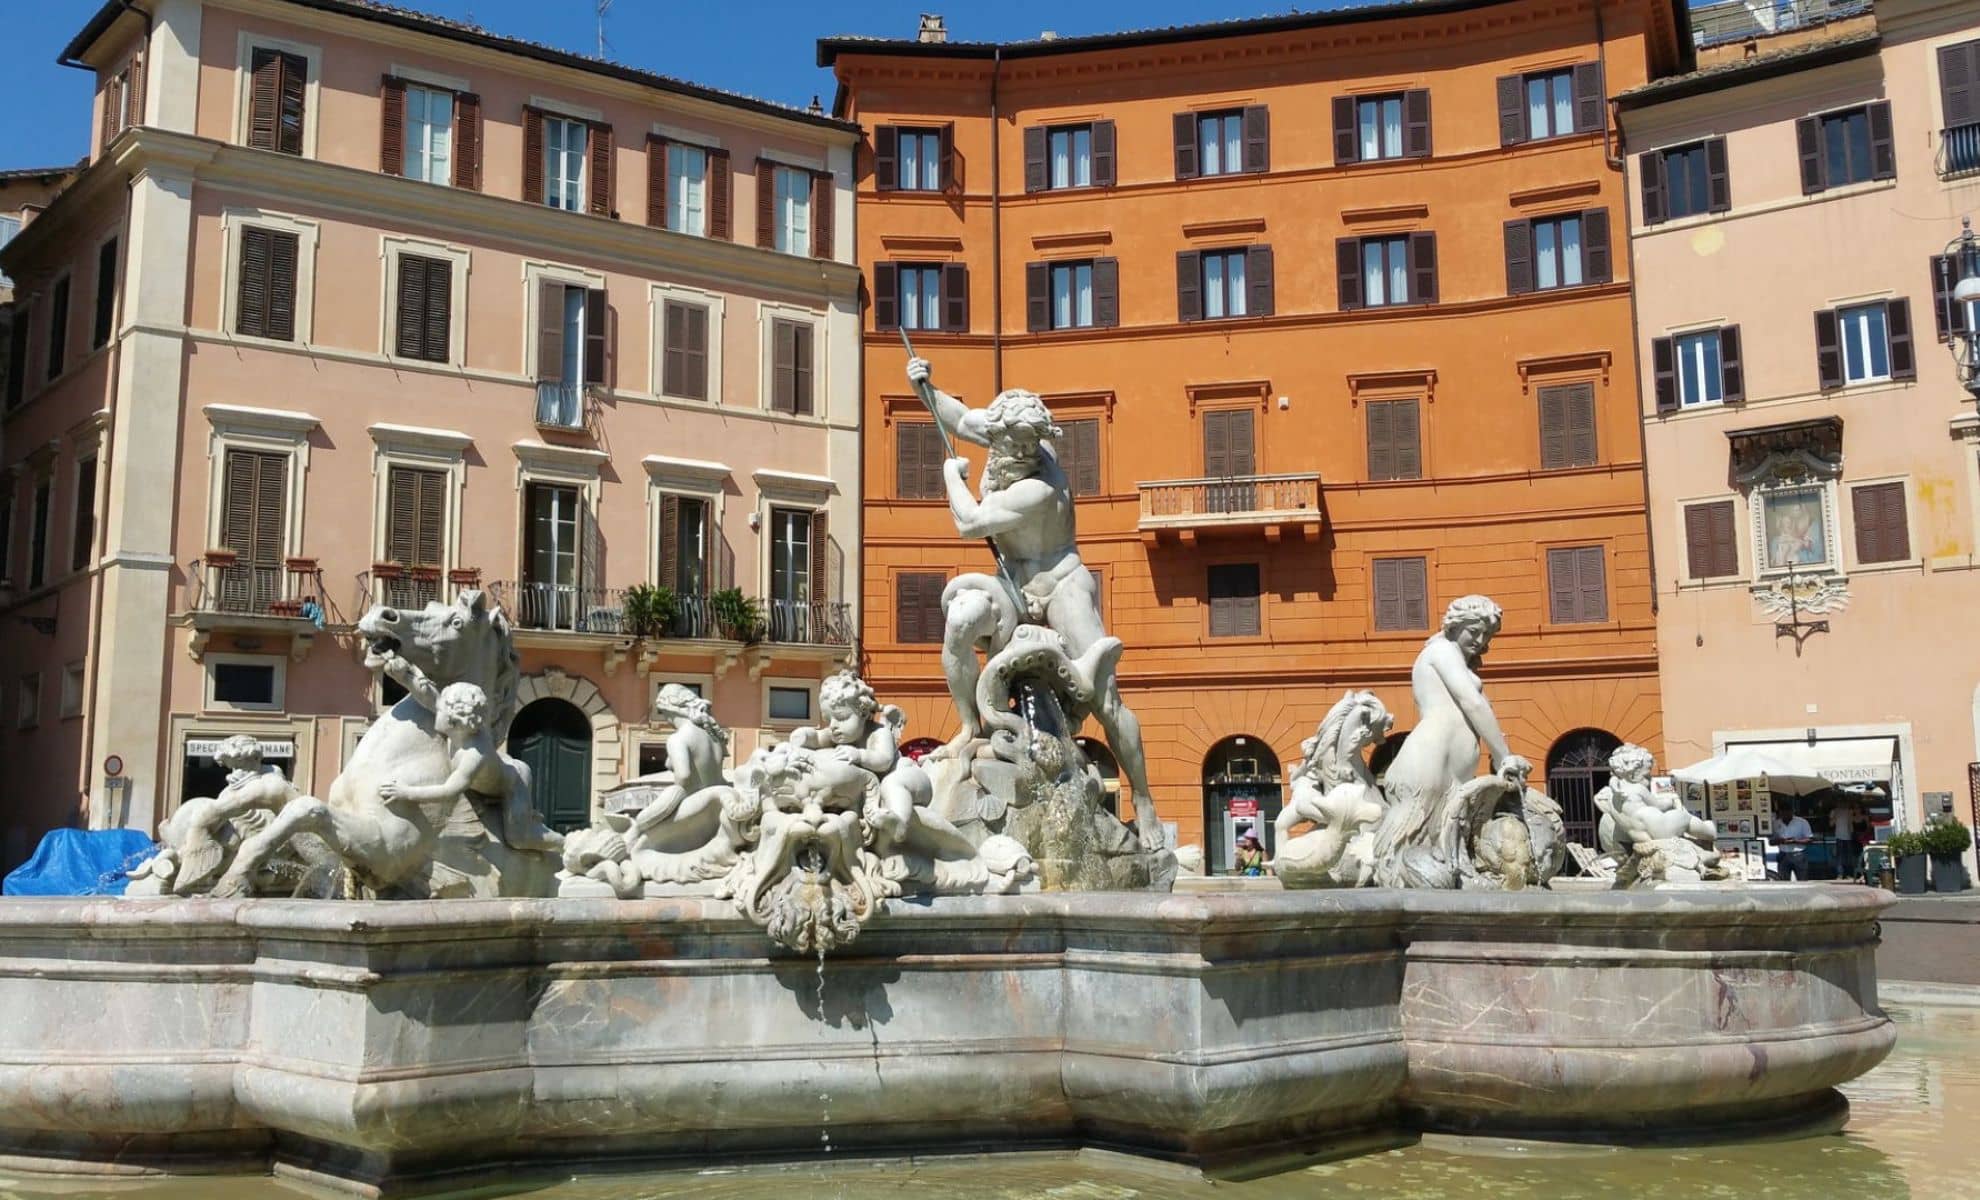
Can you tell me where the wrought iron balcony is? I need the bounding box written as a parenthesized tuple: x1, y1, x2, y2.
(1941, 122, 1980, 182)
(766, 598, 854, 647)
(535, 382, 588, 431)
(1137, 473, 1322, 539)
(186, 554, 332, 660)
(490, 580, 628, 635)
(1687, 0, 1869, 49)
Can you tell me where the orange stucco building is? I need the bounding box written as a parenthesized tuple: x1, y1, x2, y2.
(824, 0, 1690, 870)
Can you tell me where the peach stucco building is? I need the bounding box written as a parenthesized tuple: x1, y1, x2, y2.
(1619, 0, 1980, 865)
(0, 0, 861, 868)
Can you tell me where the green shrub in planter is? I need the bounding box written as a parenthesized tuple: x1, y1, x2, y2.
(1887, 831, 1930, 894)
(1924, 818, 1972, 893)
(710, 589, 766, 644)
(621, 584, 679, 640)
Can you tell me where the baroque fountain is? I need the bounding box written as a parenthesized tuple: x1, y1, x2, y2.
(0, 353, 1892, 1195)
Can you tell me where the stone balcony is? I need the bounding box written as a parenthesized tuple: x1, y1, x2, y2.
(486, 581, 855, 677)
(184, 553, 329, 661)
(1137, 473, 1322, 544)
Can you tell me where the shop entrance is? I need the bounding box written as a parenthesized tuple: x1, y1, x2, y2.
(1546, 728, 1621, 849)
(508, 698, 593, 832)
(1201, 736, 1282, 875)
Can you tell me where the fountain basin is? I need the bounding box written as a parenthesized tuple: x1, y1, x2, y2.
(0, 886, 1891, 1195)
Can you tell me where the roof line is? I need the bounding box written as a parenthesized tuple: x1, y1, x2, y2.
(1615, 32, 1880, 110)
(61, 0, 860, 134)
(819, 0, 1694, 72)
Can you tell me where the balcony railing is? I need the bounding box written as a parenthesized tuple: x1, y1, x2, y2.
(485, 582, 852, 649)
(1941, 122, 1980, 182)
(190, 556, 328, 620)
(491, 580, 628, 634)
(535, 382, 586, 431)
(766, 598, 854, 647)
(1138, 473, 1322, 534)
(1688, 0, 1870, 49)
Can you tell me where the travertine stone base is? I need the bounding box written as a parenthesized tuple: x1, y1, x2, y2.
(0, 886, 1892, 1196)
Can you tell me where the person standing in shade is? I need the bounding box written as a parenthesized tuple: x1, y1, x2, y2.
(1828, 794, 1863, 880)
(1235, 833, 1267, 877)
(1772, 802, 1813, 881)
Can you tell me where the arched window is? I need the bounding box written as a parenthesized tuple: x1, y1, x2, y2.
(1546, 728, 1622, 850)
(1201, 735, 1283, 875)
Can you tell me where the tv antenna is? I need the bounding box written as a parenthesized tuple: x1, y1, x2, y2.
(595, 0, 613, 58)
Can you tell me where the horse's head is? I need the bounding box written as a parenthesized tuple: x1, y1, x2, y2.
(358, 589, 520, 732)
(1308, 690, 1394, 787)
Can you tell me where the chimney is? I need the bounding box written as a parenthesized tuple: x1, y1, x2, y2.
(917, 13, 947, 43)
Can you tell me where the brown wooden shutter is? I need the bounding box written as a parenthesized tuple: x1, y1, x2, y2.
(1815, 308, 1843, 390)
(645, 135, 668, 227)
(1246, 245, 1274, 317)
(1933, 255, 1972, 342)
(810, 508, 831, 603)
(248, 48, 282, 151)
(1578, 546, 1608, 621)
(1175, 250, 1202, 322)
(1365, 400, 1393, 480)
(942, 262, 969, 332)
(1404, 89, 1432, 158)
(1092, 120, 1116, 187)
(1941, 40, 1980, 128)
(1408, 232, 1437, 304)
(896, 573, 920, 643)
(1204, 409, 1229, 477)
(896, 423, 933, 499)
(1093, 256, 1120, 328)
(1652, 336, 1678, 412)
(522, 107, 545, 204)
(1795, 116, 1823, 194)
(1868, 100, 1896, 180)
(1639, 150, 1667, 225)
(420, 255, 451, 362)
(1242, 105, 1270, 173)
(1504, 220, 1533, 295)
(873, 126, 898, 191)
(793, 323, 814, 415)
(770, 319, 794, 412)
(1337, 238, 1363, 309)
(266, 229, 298, 341)
(1332, 96, 1357, 164)
(1888, 298, 1916, 381)
(1172, 112, 1198, 179)
(1853, 482, 1910, 564)
(587, 122, 614, 216)
(379, 76, 406, 175)
(223, 449, 287, 567)
(938, 123, 956, 190)
(1539, 386, 1570, 469)
(1582, 208, 1612, 283)
(452, 92, 481, 189)
(1373, 557, 1402, 631)
(1393, 399, 1421, 479)
(873, 262, 899, 331)
(683, 302, 708, 399)
(92, 237, 118, 348)
(662, 299, 686, 394)
(536, 280, 564, 382)
(1566, 382, 1597, 466)
(707, 148, 731, 239)
(1400, 556, 1427, 629)
(1496, 74, 1525, 145)
(1705, 137, 1730, 212)
(387, 466, 446, 568)
(72, 456, 97, 571)
(1208, 564, 1261, 637)
(1685, 501, 1737, 579)
(1023, 126, 1048, 192)
(810, 170, 833, 258)
(1572, 62, 1604, 133)
(126, 54, 147, 129)
(1546, 547, 1578, 623)
(276, 52, 306, 156)
(756, 158, 776, 249)
(394, 255, 428, 359)
(236, 227, 267, 337)
(102, 74, 122, 145)
(1718, 325, 1744, 403)
(658, 492, 680, 588)
(1066, 418, 1101, 496)
(1026, 262, 1050, 332)
(583, 288, 608, 385)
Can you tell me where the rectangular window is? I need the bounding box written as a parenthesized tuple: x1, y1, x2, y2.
(543, 116, 587, 211)
(247, 47, 307, 156)
(71, 456, 96, 572)
(1654, 326, 1743, 412)
(1797, 102, 1894, 193)
(1361, 237, 1409, 308)
(769, 507, 812, 612)
(1372, 555, 1429, 631)
(895, 571, 947, 643)
(1642, 140, 1727, 224)
(1823, 108, 1875, 187)
(1197, 110, 1244, 176)
(1365, 398, 1422, 481)
(767, 685, 812, 723)
(770, 318, 814, 415)
(211, 660, 279, 709)
(1049, 125, 1093, 189)
(235, 226, 300, 341)
(1546, 545, 1608, 624)
(45, 276, 69, 381)
(1537, 382, 1597, 470)
(403, 85, 453, 184)
(1207, 562, 1262, 638)
(1533, 215, 1584, 291)
(1816, 300, 1912, 390)
(660, 299, 709, 400)
(385, 465, 446, 572)
(1201, 250, 1247, 319)
(1851, 481, 1911, 565)
(1839, 302, 1891, 384)
(875, 262, 966, 333)
(1055, 417, 1102, 497)
(92, 237, 118, 349)
(655, 493, 711, 607)
(523, 481, 582, 629)
(392, 253, 452, 363)
(667, 143, 707, 236)
(895, 422, 946, 500)
(217, 449, 286, 611)
(0, 214, 19, 288)
(773, 166, 811, 255)
(1526, 70, 1575, 140)
(1339, 234, 1435, 309)
(896, 128, 944, 191)
(59, 662, 84, 719)
(534, 281, 605, 426)
(16, 674, 40, 730)
(898, 265, 942, 331)
(28, 480, 51, 590)
(1051, 261, 1095, 329)
(1675, 330, 1724, 408)
(1358, 94, 1405, 160)
(1684, 500, 1739, 580)
(1939, 40, 1980, 177)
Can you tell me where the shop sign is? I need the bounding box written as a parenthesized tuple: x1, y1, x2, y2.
(186, 738, 295, 758)
(1227, 798, 1260, 818)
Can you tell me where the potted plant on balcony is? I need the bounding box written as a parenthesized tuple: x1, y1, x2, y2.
(1887, 830, 1929, 895)
(1923, 817, 1972, 894)
(710, 588, 765, 644)
(621, 584, 679, 641)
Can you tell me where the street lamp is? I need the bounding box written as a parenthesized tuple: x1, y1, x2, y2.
(1949, 217, 1980, 399)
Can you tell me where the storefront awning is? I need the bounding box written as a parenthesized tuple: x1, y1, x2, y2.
(1722, 737, 1896, 785)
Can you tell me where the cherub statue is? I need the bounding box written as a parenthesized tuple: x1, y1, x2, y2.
(1594, 743, 1726, 887)
(378, 681, 562, 853)
(787, 671, 975, 859)
(129, 734, 302, 895)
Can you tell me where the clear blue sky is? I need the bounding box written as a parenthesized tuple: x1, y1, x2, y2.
(0, 1, 1354, 169)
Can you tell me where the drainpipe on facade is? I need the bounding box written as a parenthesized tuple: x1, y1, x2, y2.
(1594, 0, 1623, 172)
(990, 46, 1004, 394)
(1605, 0, 1661, 618)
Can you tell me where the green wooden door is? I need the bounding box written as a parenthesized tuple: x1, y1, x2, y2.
(508, 699, 592, 832)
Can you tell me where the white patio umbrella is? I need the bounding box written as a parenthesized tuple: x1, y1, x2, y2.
(1669, 747, 1834, 797)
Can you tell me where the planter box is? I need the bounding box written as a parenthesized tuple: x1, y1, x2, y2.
(1930, 854, 1967, 894)
(1895, 854, 1929, 894)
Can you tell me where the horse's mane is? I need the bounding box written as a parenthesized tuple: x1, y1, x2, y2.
(1308, 690, 1381, 791)
(470, 592, 522, 741)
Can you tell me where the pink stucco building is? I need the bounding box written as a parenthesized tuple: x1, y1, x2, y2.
(1620, 0, 1980, 869)
(0, 0, 861, 867)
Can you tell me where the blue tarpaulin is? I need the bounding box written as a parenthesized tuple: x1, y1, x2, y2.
(2, 828, 157, 896)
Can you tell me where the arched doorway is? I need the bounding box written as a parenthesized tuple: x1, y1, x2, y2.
(508, 698, 593, 832)
(1075, 737, 1124, 822)
(1202, 736, 1283, 875)
(1546, 728, 1622, 851)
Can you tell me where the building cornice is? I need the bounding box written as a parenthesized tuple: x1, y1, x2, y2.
(368, 423, 473, 454)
